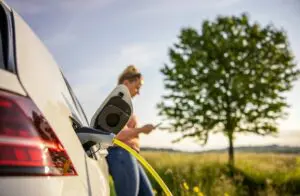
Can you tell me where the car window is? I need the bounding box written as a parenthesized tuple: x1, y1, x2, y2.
(0, 28, 4, 69)
(0, 3, 16, 73)
(0, 5, 7, 70)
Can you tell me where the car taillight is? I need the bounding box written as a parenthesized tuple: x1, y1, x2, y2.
(0, 90, 77, 176)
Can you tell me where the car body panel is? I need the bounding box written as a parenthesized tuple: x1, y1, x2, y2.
(0, 177, 87, 196)
(0, 69, 26, 96)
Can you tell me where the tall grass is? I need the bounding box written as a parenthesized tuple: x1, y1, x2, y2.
(141, 152, 300, 196)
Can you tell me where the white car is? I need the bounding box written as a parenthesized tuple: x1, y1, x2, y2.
(0, 1, 132, 195)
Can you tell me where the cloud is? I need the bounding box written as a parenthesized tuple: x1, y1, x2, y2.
(66, 42, 167, 119)
(119, 43, 167, 68)
(44, 33, 77, 47)
(58, 0, 114, 11)
(132, 0, 243, 16)
(6, 0, 114, 15)
(69, 42, 167, 83)
(6, 0, 116, 48)
(5, 0, 46, 15)
(216, 0, 243, 8)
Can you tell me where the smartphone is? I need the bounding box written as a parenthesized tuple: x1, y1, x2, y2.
(154, 122, 162, 129)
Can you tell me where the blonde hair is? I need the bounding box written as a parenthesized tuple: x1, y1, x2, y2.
(118, 65, 142, 84)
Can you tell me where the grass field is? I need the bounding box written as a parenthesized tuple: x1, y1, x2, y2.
(138, 152, 300, 196)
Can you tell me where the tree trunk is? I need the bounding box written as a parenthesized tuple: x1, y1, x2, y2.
(228, 132, 234, 167)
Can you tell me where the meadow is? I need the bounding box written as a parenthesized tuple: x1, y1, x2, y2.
(109, 152, 300, 195)
(139, 152, 300, 196)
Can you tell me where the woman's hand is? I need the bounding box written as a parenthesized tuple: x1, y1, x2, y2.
(140, 124, 155, 134)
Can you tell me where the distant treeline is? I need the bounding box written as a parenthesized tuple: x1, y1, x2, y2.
(141, 145, 300, 154)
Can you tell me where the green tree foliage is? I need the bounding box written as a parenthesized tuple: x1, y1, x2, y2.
(158, 13, 300, 165)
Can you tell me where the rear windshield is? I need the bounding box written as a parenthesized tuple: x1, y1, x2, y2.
(0, 4, 8, 70)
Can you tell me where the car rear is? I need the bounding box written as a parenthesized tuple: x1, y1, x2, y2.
(0, 2, 109, 196)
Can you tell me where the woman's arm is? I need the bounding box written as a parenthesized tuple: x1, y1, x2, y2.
(116, 114, 155, 141)
(116, 124, 154, 141)
(115, 127, 143, 141)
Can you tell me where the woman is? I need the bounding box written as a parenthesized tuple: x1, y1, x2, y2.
(106, 65, 155, 196)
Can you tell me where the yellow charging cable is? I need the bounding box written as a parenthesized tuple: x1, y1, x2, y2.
(113, 139, 173, 196)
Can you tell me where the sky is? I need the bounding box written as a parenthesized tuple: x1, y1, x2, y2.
(5, 0, 300, 151)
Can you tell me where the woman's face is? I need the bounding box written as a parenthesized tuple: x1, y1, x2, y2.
(124, 77, 143, 98)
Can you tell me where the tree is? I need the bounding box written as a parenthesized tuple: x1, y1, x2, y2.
(158, 13, 300, 166)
